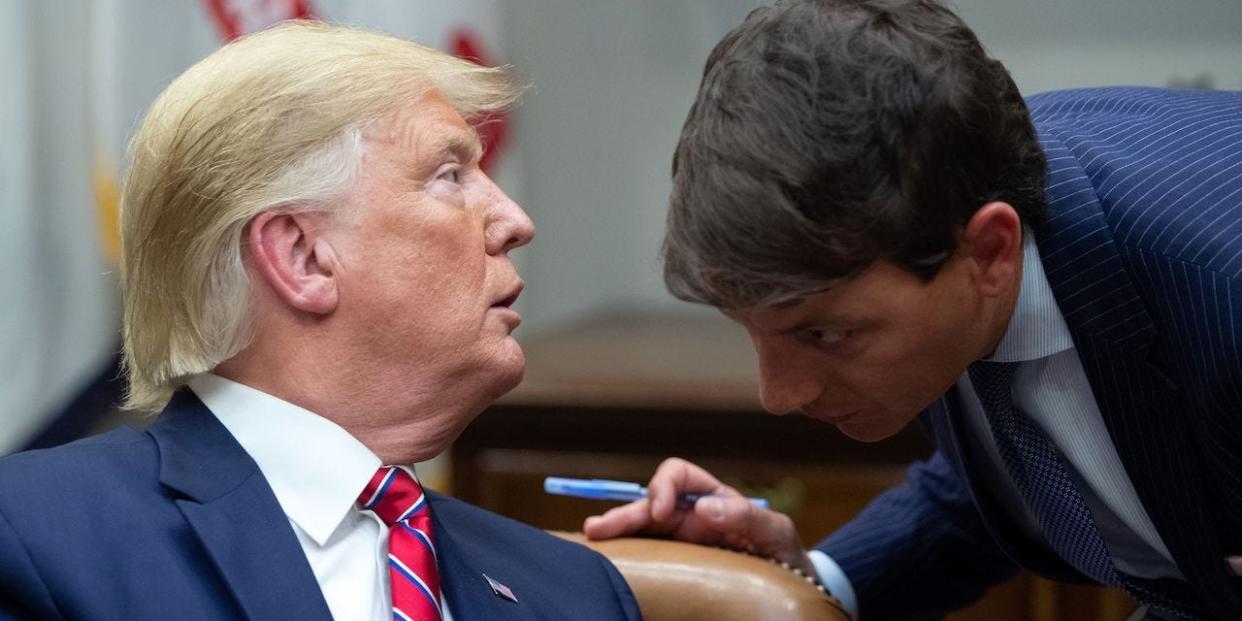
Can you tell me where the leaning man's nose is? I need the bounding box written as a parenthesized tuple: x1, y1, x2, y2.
(759, 381, 809, 416)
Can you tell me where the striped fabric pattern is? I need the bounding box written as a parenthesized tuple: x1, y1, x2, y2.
(819, 87, 1242, 620)
(359, 466, 442, 621)
(1032, 86, 1242, 620)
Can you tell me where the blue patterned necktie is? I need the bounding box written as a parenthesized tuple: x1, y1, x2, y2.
(968, 360, 1122, 588)
(970, 361, 1203, 619)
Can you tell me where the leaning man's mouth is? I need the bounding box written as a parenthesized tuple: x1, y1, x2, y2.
(803, 409, 859, 424)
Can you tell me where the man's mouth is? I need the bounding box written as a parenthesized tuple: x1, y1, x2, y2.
(802, 408, 859, 424)
(493, 283, 523, 308)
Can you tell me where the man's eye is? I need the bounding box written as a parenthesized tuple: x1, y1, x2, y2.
(437, 166, 462, 183)
(801, 328, 850, 345)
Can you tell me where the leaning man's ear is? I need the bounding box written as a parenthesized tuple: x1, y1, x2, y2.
(961, 201, 1023, 298)
(247, 210, 341, 315)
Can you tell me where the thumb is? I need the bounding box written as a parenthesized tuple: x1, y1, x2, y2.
(694, 496, 805, 566)
(695, 496, 729, 524)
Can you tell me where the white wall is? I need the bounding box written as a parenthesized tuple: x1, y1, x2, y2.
(499, 1, 762, 333)
(954, 0, 1242, 94)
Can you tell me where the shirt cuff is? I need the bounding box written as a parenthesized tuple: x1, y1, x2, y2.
(808, 549, 858, 619)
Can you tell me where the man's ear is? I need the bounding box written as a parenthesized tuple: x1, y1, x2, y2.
(961, 201, 1023, 298)
(247, 211, 340, 315)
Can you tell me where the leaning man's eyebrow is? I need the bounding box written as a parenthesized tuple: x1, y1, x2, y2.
(770, 298, 806, 310)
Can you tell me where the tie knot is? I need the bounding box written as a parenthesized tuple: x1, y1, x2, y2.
(357, 466, 427, 526)
(968, 360, 1021, 394)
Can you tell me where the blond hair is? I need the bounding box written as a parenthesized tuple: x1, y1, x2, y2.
(120, 20, 518, 411)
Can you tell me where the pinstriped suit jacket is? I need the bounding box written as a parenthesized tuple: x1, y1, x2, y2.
(819, 87, 1242, 620)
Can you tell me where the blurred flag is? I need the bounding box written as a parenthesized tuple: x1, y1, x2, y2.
(204, 0, 315, 40)
(1, 1, 121, 454)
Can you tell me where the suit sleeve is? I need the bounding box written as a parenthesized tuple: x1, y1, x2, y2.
(597, 550, 643, 620)
(0, 508, 61, 620)
(816, 450, 1018, 619)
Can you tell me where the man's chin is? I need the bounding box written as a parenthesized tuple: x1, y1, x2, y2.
(496, 364, 524, 395)
(482, 352, 525, 400)
(834, 416, 907, 443)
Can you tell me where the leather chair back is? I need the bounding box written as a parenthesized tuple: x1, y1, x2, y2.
(553, 532, 850, 621)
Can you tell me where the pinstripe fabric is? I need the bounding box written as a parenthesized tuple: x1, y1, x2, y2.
(819, 87, 1242, 620)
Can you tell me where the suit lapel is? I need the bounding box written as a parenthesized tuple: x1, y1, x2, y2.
(147, 391, 334, 621)
(428, 493, 529, 620)
(1035, 153, 1241, 615)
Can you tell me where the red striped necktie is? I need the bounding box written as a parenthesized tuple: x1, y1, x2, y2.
(358, 466, 442, 621)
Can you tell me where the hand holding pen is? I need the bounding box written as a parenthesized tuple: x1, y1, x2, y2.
(573, 457, 816, 579)
(545, 477, 769, 510)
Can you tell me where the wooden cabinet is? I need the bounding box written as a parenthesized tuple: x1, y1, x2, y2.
(452, 310, 1135, 620)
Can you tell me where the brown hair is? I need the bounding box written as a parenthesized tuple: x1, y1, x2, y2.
(664, 0, 1046, 309)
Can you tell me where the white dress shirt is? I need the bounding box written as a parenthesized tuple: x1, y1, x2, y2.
(809, 236, 1182, 618)
(187, 374, 454, 621)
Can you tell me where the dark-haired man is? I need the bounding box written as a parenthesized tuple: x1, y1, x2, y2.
(585, 1, 1242, 619)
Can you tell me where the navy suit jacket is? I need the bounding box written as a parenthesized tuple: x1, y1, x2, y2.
(0, 391, 643, 620)
(819, 87, 1242, 620)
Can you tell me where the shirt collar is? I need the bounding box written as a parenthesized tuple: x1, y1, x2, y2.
(186, 373, 382, 546)
(983, 234, 1076, 363)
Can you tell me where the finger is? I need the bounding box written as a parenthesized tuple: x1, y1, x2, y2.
(646, 458, 736, 522)
(692, 496, 804, 566)
(583, 498, 659, 540)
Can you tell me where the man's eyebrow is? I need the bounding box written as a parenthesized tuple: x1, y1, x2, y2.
(770, 298, 805, 310)
(719, 297, 805, 322)
(432, 130, 483, 165)
(779, 318, 829, 335)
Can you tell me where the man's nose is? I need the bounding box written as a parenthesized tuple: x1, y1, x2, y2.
(756, 349, 822, 415)
(485, 179, 535, 254)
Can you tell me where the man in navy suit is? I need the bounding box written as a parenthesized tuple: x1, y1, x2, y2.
(586, 0, 1242, 619)
(0, 21, 641, 621)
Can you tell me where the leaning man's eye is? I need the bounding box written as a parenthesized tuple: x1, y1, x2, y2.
(802, 328, 850, 345)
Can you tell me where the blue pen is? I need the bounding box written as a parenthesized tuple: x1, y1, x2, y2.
(544, 476, 769, 509)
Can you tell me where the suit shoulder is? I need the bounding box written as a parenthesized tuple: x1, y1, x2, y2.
(1026, 86, 1238, 124)
(0, 426, 150, 475)
(428, 492, 639, 619)
(0, 427, 156, 513)
(1030, 88, 1242, 276)
(428, 492, 601, 559)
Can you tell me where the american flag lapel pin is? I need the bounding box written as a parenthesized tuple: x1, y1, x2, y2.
(483, 574, 519, 603)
